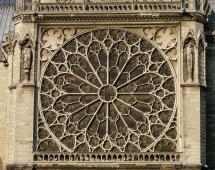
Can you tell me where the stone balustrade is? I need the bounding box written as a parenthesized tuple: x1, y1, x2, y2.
(15, 0, 208, 14)
(36, 1, 181, 13)
(33, 152, 182, 163)
(16, 0, 185, 14)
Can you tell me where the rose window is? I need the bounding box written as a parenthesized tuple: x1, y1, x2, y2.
(38, 29, 177, 154)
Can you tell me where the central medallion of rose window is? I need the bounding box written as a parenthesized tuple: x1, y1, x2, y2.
(39, 29, 177, 154)
(99, 85, 117, 102)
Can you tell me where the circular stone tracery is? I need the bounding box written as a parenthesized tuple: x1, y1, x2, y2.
(39, 29, 177, 153)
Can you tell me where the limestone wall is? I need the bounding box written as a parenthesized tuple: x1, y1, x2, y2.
(0, 64, 9, 170)
(0, 3, 209, 169)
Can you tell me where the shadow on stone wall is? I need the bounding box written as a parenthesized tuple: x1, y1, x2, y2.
(205, 10, 215, 170)
(0, 157, 3, 170)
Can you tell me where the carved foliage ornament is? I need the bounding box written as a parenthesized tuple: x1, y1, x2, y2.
(38, 29, 177, 155)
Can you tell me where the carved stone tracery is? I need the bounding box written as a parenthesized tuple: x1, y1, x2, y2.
(37, 28, 178, 162)
(143, 27, 178, 61)
(40, 28, 76, 64)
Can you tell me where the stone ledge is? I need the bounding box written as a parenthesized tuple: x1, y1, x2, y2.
(13, 12, 207, 24)
(6, 164, 202, 170)
(6, 164, 33, 170)
(181, 82, 202, 87)
(8, 82, 35, 90)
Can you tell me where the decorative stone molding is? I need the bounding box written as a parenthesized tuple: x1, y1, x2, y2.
(36, 1, 181, 14)
(16, 0, 182, 14)
(15, 0, 210, 18)
(13, 12, 207, 25)
(33, 152, 182, 163)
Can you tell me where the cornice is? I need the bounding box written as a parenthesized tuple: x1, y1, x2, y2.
(13, 12, 207, 25)
(181, 82, 207, 88)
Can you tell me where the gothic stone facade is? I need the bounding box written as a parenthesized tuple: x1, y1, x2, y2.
(0, 0, 210, 170)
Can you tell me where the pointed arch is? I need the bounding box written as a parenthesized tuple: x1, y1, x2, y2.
(183, 30, 198, 83)
(197, 31, 207, 86)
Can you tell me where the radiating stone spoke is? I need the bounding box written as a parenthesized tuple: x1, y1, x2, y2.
(116, 72, 153, 90)
(64, 98, 100, 116)
(112, 102, 129, 133)
(68, 71, 100, 90)
(86, 57, 104, 86)
(62, 93, 98, 95)
(87, 41, 108, 86)
(118, 92, 153, 95)
(112, 56, 130, 86)
(84, 102, 104, 130)
(116, 98, 150, 116)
